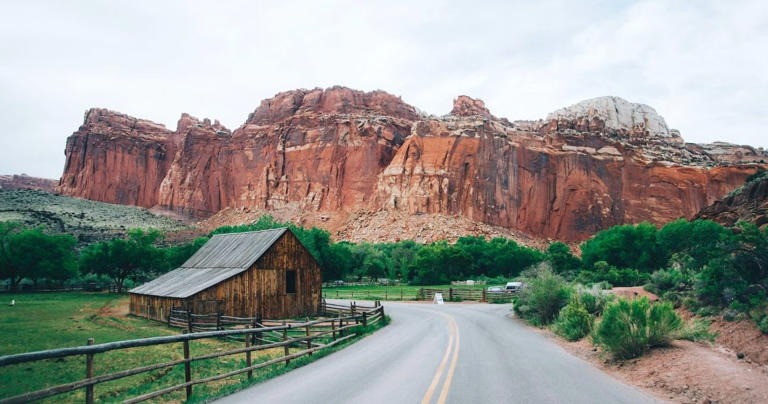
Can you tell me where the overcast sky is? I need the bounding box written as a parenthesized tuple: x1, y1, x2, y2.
(1, 0, 766, 178)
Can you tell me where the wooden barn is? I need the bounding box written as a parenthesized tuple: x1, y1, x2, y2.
(129, 228, 322, 322)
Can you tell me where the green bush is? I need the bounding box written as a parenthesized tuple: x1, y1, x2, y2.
(575, 284, 614, 315)
(553, 301, 594, 341)
(595, 297, 682, 359)
(646, 269, 689, 295)
(759, 317, 768, 334)
(513, 263, 572, 325)
(675, 318, 718, 343)
(647, 301, 683, 346)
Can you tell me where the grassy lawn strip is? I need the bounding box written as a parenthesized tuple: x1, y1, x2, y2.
(0, 292, 387, 403)
(323, 283, 502, 300)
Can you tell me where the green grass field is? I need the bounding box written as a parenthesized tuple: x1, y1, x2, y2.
(322, 283, 507, 301)
(0, 292, 378, 403)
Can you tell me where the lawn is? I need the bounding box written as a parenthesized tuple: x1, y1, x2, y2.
(322, 283, 507, 301)
(0, 292, 378, 403)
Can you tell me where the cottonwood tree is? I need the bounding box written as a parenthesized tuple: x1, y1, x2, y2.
(0, 222, 78, 289)
(79, 228, 165, 293)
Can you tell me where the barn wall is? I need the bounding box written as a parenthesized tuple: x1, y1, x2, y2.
(129, 293, 184, 322)
(130, 230, 323, 321)
(190, 231, 322, 318)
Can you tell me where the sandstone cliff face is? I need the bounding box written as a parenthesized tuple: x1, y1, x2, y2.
(58, 87, 767, 242)
(695, 172, 768, 228)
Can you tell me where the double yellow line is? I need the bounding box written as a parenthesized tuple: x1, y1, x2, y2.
(421, 313, 460, 404)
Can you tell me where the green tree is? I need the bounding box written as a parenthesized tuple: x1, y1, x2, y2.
(0, 223, 78, 289)
(546, 242, 581, 274)
(79, 229, 165, 293)
(580, 222, 663, 272)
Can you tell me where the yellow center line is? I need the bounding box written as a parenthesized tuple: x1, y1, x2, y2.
(421, 312, 460, 404)
(436, 316, 460, 404)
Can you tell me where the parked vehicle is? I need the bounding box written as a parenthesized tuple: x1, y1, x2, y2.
(487, 286, 504, 294)
(505, 281, 523, 293)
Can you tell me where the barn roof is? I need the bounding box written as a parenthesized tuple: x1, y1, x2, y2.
(129, 227, 289, 298)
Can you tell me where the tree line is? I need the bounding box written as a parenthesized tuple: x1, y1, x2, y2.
(2, 213, 767, 322)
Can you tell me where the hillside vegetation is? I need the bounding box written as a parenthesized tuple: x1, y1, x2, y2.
(0, 189, 189, 244)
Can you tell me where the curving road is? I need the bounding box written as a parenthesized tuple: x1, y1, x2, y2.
(216, 301, 660, 404)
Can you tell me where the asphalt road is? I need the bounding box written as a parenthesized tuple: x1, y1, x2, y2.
(216, 301, 661, 404)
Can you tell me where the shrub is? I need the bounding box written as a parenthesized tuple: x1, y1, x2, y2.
(759, 317, 768, 334)
(553, 301, 594, 341)
(646, 269, 688, 295)
(647, 301, 682, 346)
(595, 297, 682, 359)
(575, 284, 614, 315)
(513, 263, 572, 325)
(675, 318, 718, 343)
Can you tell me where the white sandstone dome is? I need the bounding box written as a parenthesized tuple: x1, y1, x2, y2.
(546, 96, 671, 138)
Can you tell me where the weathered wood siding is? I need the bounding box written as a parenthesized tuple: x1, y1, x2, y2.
(129, 293, 184, 322)
(190, 231, 322, 318)
(130, 231, 322, 321)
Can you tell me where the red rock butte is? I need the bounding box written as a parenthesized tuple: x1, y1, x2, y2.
(58, 86, 768, 243)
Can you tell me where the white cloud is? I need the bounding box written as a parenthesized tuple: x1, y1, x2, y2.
(0, 0, 766, 178)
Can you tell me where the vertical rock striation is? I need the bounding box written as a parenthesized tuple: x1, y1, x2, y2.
(58, 87, 767, 242)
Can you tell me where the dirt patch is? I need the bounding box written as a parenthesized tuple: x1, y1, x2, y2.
(710, 318, 768, 366)
(92, 299, 136, 331)
(608, 286, 659, 302)
(528, 322, 768, 403)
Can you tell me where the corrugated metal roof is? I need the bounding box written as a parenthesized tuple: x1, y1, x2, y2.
(129, 227, 288, 298)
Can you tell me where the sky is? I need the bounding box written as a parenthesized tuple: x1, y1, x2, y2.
(1, 0, 767, 178)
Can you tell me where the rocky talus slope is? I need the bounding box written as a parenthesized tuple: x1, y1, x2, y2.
(695, 171, 768, 228)
(58, 86, 767, 242)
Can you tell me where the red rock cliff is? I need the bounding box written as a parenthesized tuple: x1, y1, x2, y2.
(58, 87, 767, 242)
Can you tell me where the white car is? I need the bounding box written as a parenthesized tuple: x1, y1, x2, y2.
(487, 286, 504, 294)
(505, 282, 523, 293)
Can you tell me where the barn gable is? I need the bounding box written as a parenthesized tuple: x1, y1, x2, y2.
(129, 228, 288, 298)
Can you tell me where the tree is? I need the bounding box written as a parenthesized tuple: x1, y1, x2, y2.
(0, 223, 78, 289)
(546, 242, 581, 274)
(80, 229, 165, 293)
(580, 222, 664, 272)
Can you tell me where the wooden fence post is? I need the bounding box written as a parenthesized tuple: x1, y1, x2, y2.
(331, 318, 337, 340)
(182, 332, 192, 399)
(305, 324, 312, 355)
(482, 288, 487, 303)
(167, 308, 172, 327)
(362, 311, 368, 327)
(85, 338, 94, 404)
(336, 290, 339, 298)
(282, 322, 290, 366)
(401, 288, 404, 301)
(245, 325, 252, 379)
(449, 287, 454, 302)
(385, 289, 388, 300)
(216, 312, 221, 331)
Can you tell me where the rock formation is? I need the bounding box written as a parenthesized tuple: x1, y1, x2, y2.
(0, 174, 57, 192)
(695, 172, 768, 228)
(58, 86, 767, 242)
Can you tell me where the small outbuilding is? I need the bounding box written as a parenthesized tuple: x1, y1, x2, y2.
(129, 228, 322, 321)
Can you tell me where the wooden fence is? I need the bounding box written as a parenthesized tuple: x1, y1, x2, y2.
(322, 288, 419, 301)
(0, 305, 385, 404)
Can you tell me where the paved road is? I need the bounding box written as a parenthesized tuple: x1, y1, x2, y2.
(216, 302, 660, 404)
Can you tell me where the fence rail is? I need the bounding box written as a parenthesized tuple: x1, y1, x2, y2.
(0, 305, 385, 404)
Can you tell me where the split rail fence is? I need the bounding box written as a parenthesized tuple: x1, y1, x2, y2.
(0, 303, 384, 404)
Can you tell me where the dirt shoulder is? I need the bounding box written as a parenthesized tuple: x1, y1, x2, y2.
(526, 321, 768, 403)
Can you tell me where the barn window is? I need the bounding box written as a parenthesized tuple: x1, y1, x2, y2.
(286, 270, 297, 294)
